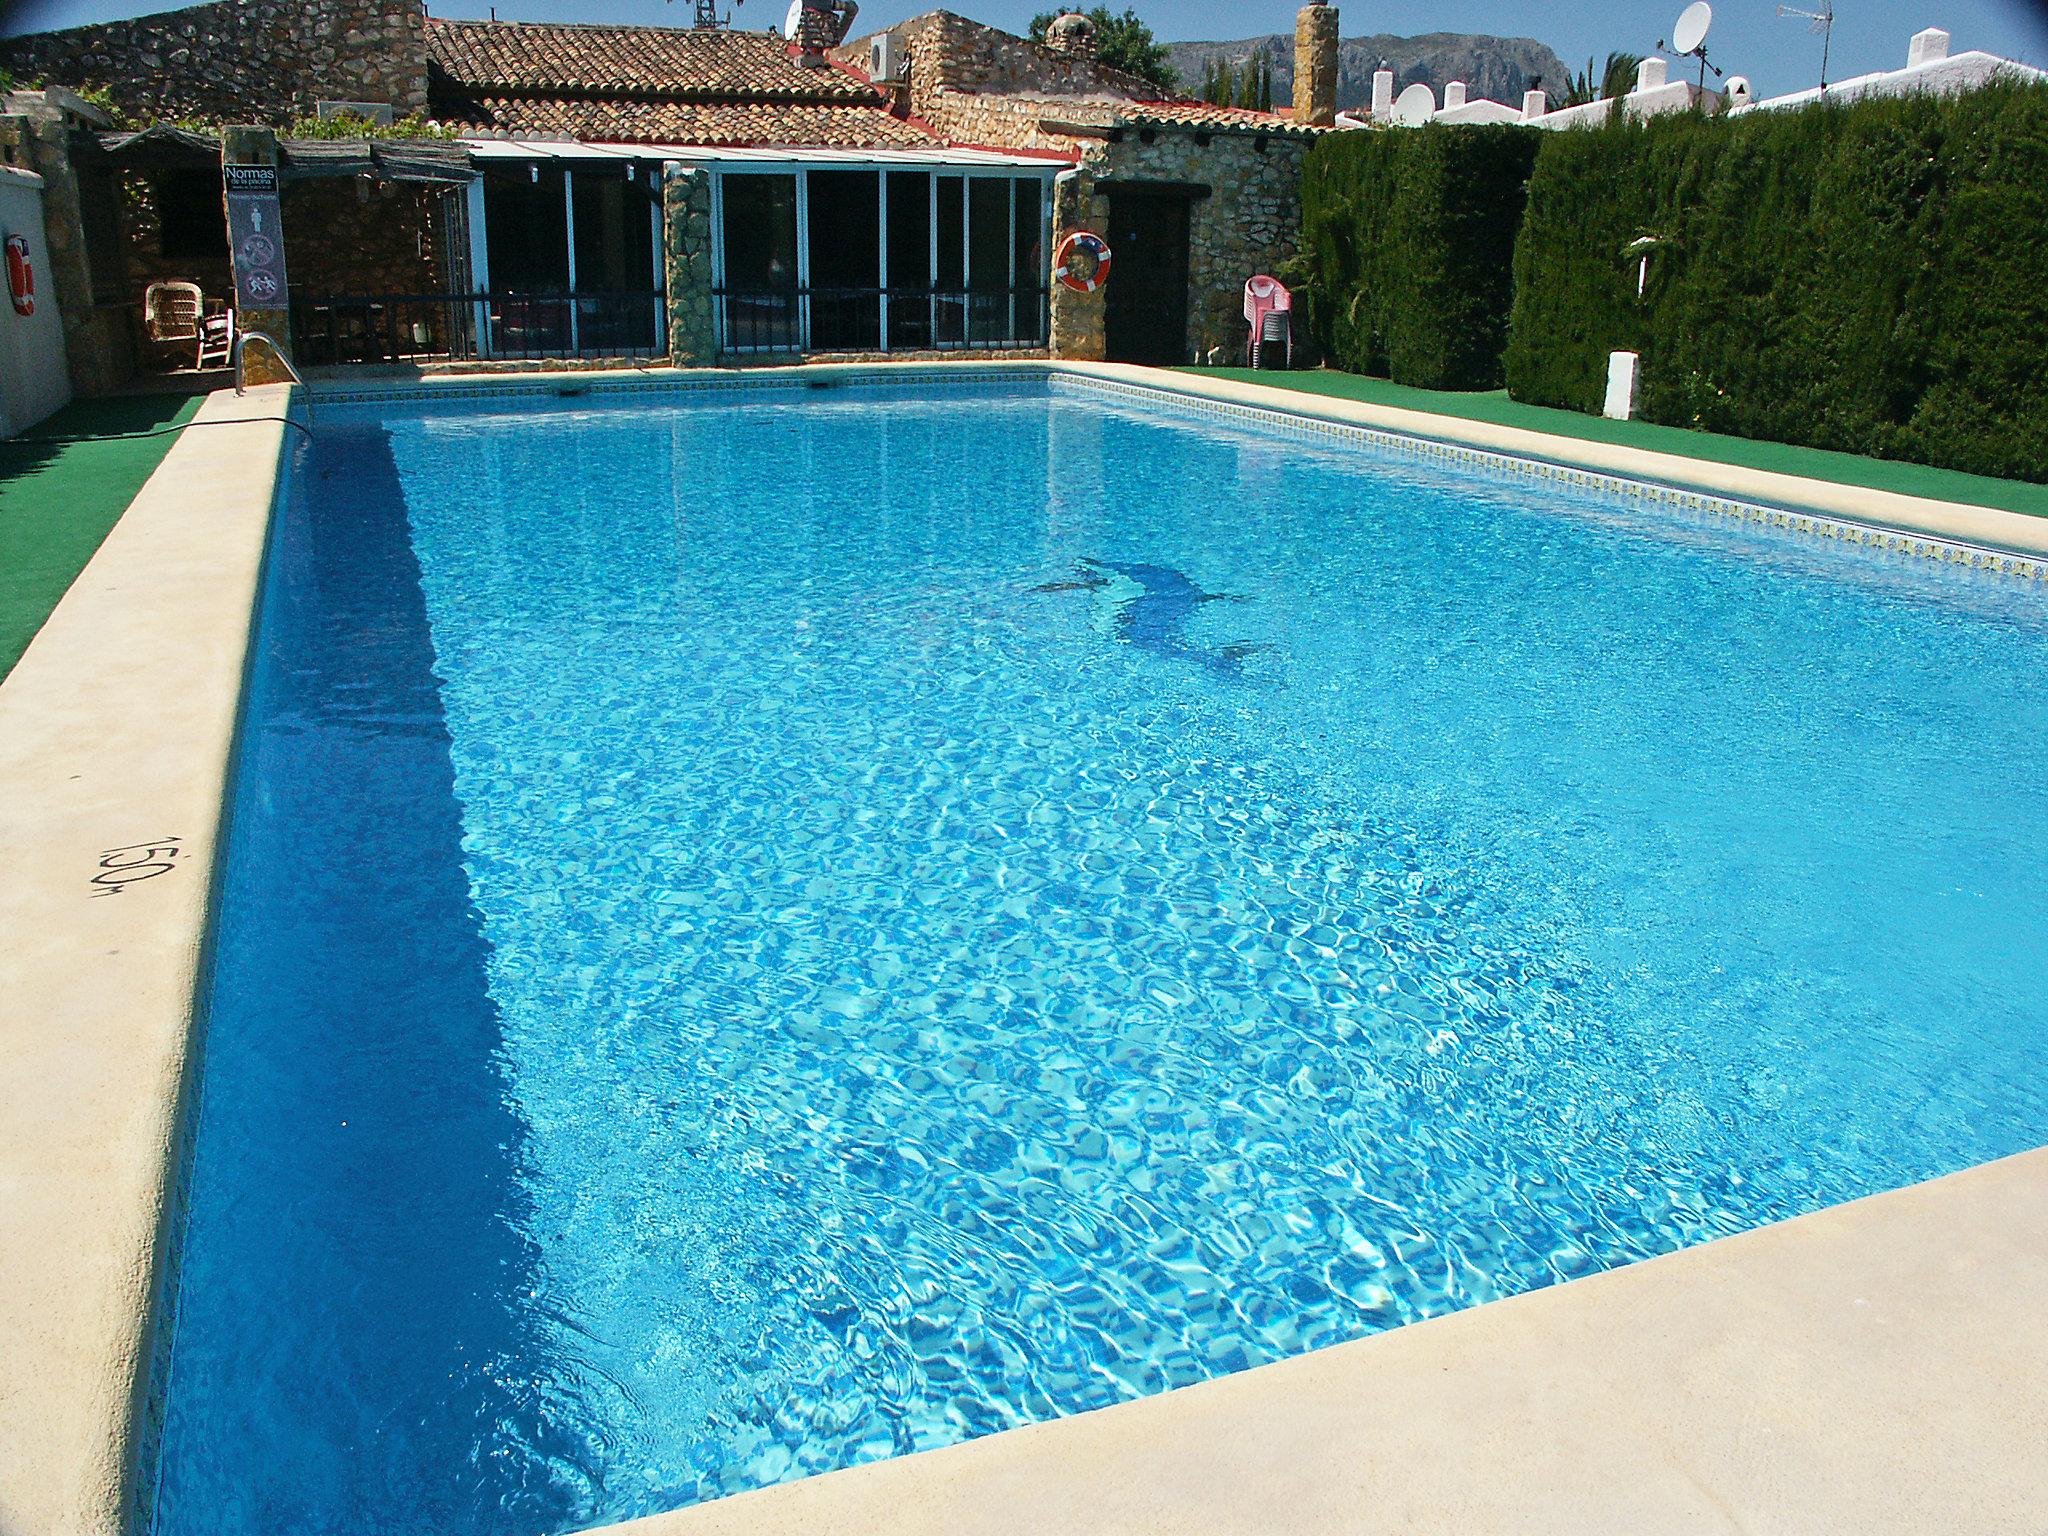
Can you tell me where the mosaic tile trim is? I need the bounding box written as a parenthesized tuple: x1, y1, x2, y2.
(1056, 373, 2048, 583)
(313, 367, 1037, 408)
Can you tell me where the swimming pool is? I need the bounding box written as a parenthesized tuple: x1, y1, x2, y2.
(152, 374, 2048, 1535)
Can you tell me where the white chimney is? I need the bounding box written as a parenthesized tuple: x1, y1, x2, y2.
(1908, 27, 1951, 67)
(1635, 56, 1669, 91)
(1522, 88, 1547, 119)
(1443, 80, 1467, 110)
(1371, 67, 1395, 118)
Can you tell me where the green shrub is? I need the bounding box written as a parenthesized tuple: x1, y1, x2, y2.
(1506, 82, 2048, 482)
(1299, 124, 1539, 390)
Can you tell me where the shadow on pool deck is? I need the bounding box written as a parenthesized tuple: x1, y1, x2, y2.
(1178, 368, 2048, 522)
(0, 393, 204, 681)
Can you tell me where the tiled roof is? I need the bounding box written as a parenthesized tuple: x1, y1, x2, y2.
(424, 16, 943, 149)
(425, 18, 877, 101)
(1115, 100, 1322, 136)
(440, 95, 943, 150)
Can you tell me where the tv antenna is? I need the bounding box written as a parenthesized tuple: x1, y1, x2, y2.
(1776, 0, 1836, 89)
(1659, 2, 1723, 92)
(678, 0, 741, 28)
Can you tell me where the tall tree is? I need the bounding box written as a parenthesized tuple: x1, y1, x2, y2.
(1028, 7, 1180, 92)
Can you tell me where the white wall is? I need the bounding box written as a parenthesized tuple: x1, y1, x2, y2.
(0, 165, 72, 438)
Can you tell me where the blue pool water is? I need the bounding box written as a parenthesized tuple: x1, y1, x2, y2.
(156, 378, 2048, 1535)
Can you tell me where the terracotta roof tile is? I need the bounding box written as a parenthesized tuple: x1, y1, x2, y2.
(439, 94, 943, 149)
(424, 18, 878, 101)
(1116, 100, 1322, 135)
(424, 16, 946, 149)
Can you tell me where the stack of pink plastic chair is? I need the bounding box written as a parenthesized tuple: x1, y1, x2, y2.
(1243, 275, 1293, 369)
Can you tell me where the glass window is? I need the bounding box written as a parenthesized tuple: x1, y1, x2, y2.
(719, 173, 798, 352)
(806, 170, 880, 351)
(935, 175, 965, 345)
(484, 166, 571, 354)
(1013, 179, 1046, 345)
(568, 170, 659, 353)
(967, 178, 1011, 344)
(886, 171, 931, 351)
(484, 167, 569, 290)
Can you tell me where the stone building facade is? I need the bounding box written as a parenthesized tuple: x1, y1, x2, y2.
(0, 0, 429, 126)
(844, 9, 1322, 365)
(1056, 132, 1311, 363)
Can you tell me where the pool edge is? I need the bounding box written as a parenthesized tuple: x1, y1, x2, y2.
(5, 362, 2044, 1536)
(0, 386, 296, 1536)
(1056, 363, 2048, 565)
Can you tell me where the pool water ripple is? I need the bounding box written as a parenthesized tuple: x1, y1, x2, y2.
(153, 381, 2048, 1535)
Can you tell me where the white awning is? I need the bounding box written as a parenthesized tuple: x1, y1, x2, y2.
(457, 139, 1070, 171)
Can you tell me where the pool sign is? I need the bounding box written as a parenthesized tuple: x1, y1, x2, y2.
(224, 163, 288, 312)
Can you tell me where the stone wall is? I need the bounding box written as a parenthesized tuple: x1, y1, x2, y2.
(854, 10, 1311, 364)
(847, 11, 1156, 154)
(0, 0, 429, 126)
(283, 178, 444, 297)
(1054, 130, 1310, 364)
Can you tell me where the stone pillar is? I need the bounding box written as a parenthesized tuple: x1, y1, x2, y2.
(1048, 170, 1105, 362)
(1292, 3, 1339, 129)
(663, 164, 716, 368)
(220, 125, 292, 384)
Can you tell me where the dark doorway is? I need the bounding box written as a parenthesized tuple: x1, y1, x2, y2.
(1104, 192, 1191, 366)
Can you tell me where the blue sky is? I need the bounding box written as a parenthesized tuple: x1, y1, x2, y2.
(5, 0, 2046, 97)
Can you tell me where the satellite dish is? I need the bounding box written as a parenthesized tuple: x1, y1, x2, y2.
(1392, 82, 1436, 125)
(1672, 1, 1713, 55)
(783, 0, 804, 38)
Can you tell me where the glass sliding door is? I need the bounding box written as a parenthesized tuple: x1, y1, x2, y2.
(806, 170, 881, 352)
(483, 166, 571, 354)
(886, 171, 932, 351)
(935, 175, 965, 346)
(571, 169, 660, 354)
(720, 173, 799, 352)
(966, 177, 1013, 346)
(1013, 178, 1047, 345)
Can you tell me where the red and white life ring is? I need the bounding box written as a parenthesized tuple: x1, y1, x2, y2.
(1053, 230, 1112, 294)
(5, 235, 32, 317)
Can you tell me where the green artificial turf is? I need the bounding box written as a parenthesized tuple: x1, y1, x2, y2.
(0, 394, 203, 681)
(1178, 369, 2048, 521)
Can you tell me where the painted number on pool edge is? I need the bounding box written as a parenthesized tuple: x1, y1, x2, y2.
(91, 838, 183, 896)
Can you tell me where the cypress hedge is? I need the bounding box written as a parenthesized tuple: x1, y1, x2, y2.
(1505, 81, 2048, 482)
(1297, 125, 1539, 390)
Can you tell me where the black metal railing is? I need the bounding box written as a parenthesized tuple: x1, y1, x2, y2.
(290, 290, 667, 366)
(714, 285, 1049, 355)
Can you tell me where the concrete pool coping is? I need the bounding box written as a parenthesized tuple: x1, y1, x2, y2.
(0, 386, 295, 1536)
(0, 359, 2041, 1536)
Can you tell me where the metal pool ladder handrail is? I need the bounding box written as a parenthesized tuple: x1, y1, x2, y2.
(233, 329, 313, 433)
(233, 330, 305, 396)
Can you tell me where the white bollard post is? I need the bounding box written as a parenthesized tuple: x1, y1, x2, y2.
(1603, 351, 1640, 421)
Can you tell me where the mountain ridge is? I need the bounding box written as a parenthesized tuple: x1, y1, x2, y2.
(1164, 31, 1571, 112)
